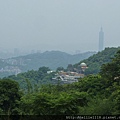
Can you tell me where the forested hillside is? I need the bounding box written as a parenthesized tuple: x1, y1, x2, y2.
(0, 49, 120, 117)
(6, 67, 56, 91)
(5, 47, 120, 90)
(73, 47, 120, 74)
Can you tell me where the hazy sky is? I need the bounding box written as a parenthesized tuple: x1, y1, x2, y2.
(0, 0, 120, 54)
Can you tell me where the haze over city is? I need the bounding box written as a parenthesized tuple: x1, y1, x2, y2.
(0, 0, 120, 54)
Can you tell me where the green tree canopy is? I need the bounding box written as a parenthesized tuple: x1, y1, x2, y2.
(0, 79, 22, 115)
(100, 50, 120, 81)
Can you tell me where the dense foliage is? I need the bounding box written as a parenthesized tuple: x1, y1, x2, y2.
(0, 79, 22, 115)
(6, 67, 56, 91)
(0, 48, 120, 117)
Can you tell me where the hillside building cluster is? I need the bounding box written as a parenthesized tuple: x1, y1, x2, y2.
(52, 71, 84, 84)
(52, 62, 88, 84)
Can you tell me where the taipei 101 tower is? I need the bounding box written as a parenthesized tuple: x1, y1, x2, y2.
(99, 27, 104, 51)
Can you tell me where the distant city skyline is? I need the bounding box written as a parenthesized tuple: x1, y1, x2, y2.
(0, 0, 120, 54)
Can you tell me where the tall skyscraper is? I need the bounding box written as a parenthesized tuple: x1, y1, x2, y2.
(99, 27, 104, 51)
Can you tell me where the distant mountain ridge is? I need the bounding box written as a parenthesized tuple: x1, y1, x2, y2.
(14, 50, 96, 70)
(0, 50, 96, 77)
